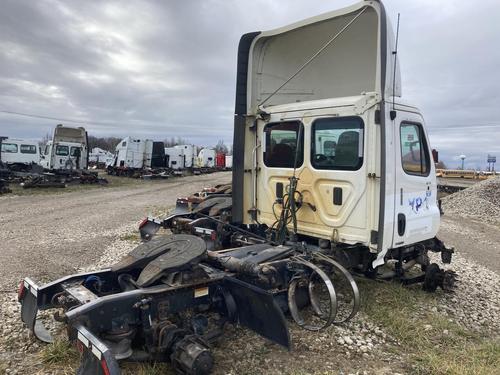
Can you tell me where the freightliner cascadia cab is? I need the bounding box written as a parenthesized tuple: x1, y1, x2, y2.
(41, 125, 89, 170)
(232, 0, 440, 269)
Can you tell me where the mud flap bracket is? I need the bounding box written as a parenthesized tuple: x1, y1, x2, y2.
(223, 277, 290, 349)
(20, 278, 54, 343)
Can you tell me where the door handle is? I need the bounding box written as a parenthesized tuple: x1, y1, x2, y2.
(333, 187, 342, 205)
(397, 213, 406, 236)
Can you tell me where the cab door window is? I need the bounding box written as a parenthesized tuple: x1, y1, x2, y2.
(400, 122, 430, 176)
(311, 117, 364, 170)
(263, 121, 304, 168)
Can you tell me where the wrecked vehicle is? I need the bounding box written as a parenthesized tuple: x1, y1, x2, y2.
(40, 124, 89, 170)
(19, 1, 455, 374)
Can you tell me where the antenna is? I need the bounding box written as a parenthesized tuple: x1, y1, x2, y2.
(391, 13, 401, 114)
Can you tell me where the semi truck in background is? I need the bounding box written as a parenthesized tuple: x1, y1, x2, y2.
(174, 144, 197, 168)
(197, 148, 215, 168)
(108, 139, 224, 177)
(40, 125, 88, 170)
(107, 137, 165, 175)
(164, 147, 185, 170)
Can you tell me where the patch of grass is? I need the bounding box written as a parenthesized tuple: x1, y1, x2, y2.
(40, 339, 79, 366)
(123, 362, 173, 375)
(417, 341, 500, 375)
(359, 279, 500, 375)
(120, 232, 141, 242)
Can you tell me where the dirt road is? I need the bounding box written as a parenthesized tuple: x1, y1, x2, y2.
(0, 172, 231, 290)
(439, 216, 500, 274)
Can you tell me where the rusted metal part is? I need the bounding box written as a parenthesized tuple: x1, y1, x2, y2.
(312, 252, 360, 323)
(287, 257, 337, 331)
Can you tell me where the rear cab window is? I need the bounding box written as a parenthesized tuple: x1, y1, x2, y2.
(400, 122, 430, 176)
(263, 121, 304, 168)
(311, 117, 364, 170)
(1, 143, 18, 153)
(55, 145, 69, 156)
(20, 144, 37, 154)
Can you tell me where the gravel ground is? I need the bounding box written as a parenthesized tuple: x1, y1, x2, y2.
(0, 175, 499, 374)
(0, 172, 231, 291)
(442, 176, 500, 225)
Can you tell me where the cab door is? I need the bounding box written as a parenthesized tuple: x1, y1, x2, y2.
(392, 112, 440, 247)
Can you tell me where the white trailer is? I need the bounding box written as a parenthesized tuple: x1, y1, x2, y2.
(40, 125, 88, 170)
(164, 147, 185, 170)
(197, 148, 215, 168)
(0, 138, 41, 169)
(225, 155, 233, 169)
(174, 145, 197, 168)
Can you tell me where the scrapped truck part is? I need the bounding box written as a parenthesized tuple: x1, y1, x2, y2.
(19, 1, 455, 374)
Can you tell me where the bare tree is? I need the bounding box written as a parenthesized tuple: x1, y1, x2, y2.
(39, 132, 51, 147)
(87, 136, 123, 151)
(214, 139, 228, 154)
(164, 137, 189, 147)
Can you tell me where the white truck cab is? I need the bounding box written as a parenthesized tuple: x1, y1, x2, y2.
(165, 147, 185, 170)
(40, 125, 88, 170)
(232, 0, 442, 270)
(197, 148, 216, 168)
(0, 138, 41, 169)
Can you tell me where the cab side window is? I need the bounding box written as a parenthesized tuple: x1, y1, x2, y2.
(264, 121, 304, 168)
(311, 117, 364, 170)
(1, 143, 18, 153)
(70, 147, 81, 157)
(20, 144, 37, 154)
(400, 122, 430, 176)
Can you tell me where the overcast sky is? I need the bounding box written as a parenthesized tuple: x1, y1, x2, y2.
(0, 0, 498, 168)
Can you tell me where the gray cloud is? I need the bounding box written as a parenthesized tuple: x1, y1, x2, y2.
(0, 0, 498, 167)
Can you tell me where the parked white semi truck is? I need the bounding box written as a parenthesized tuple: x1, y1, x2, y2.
(164, 147, 185, 170)
(107, 137, 167, 175)
(40, 125, 88, 170)
(112, 137, 153, 170)
(174, 144, 197, 168)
